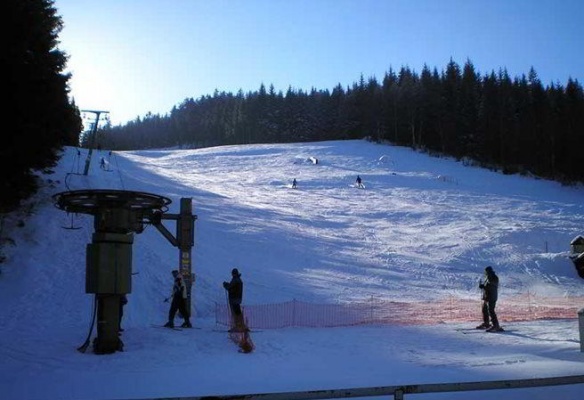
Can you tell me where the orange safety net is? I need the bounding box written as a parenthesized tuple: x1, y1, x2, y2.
(215, 295, 584, 330)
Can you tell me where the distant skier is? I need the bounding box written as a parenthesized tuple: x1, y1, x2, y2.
(223, 268, 247, 332)
(164, 270, 192, 328)
(356, 175, 364, 189)
(99, 156, 106, 170)
(292, 178, 297, 189)
(476, 266, 503, 332)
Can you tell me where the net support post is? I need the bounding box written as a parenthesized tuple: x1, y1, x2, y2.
(579, 308, 584, 352)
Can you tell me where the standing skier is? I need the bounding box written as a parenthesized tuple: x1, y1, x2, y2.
(356, 175, 364, 188)
(223, 268, 247, 332)
(164, 270, 192, 328)
(476, 266, 503, 332)
(292, 178, 297, 189)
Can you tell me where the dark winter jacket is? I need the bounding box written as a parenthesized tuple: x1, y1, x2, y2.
(480, 271, 499, 302)
(171, 274, 187, 300)
(223, 274, 243, 305)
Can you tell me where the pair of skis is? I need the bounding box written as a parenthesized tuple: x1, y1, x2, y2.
(457, 327, 507, 334)
(151, 324, 200, 331)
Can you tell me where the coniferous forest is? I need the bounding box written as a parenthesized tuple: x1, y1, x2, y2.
(3, 0, 82, 212)
(93, 60, 584, 184)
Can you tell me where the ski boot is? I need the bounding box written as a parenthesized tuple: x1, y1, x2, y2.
(486, 325, 504, 332)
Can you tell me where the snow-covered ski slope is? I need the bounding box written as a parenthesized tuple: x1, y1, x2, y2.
(119, 139, 584, 307)
(1, 139, 584, 400)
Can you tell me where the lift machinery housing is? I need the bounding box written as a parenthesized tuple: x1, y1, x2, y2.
(53, 189, 196, 354)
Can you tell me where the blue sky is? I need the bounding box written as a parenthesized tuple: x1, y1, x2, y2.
(56, 0, 584, 125)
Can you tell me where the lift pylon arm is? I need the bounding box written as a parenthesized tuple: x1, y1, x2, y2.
(150, 211, 179, 247)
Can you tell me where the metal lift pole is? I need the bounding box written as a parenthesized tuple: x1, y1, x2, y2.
(82, 110, 109, 176)
(152, 199, 197, 314)
(178, 198, 196, 313)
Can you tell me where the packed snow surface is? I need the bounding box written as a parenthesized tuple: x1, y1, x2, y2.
(1, 140, 584, 400)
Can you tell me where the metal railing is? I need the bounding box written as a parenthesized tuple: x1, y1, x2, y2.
(121, 374, 584, 400)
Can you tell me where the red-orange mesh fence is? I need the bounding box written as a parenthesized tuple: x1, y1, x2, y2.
(215, 295, 584, 329)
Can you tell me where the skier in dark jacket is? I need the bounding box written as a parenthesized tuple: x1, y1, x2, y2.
(164, 270, 192, 328)
(476, 266, 502, 331)
(223, 268, 246, 331)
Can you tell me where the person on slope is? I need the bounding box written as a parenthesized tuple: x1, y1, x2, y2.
(356, 175, 364, 188)
(292, 178, 297, 189)
(164, 270, 192, 328)
(223, 268, 248, 332)
(476, 266, 503, 332)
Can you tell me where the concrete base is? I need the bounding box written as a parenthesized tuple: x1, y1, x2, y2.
(93, 294, 124, 354)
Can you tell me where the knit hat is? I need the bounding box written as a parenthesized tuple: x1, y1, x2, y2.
(231, 268, 240, 276)
(485, 266, 493, 273)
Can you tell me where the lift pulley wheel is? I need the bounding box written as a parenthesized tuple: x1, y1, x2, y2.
(53, 189, 172, 215)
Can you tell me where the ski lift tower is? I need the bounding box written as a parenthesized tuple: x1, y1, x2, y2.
(81, 110, 109, 176)
(53, 189, 196, 354)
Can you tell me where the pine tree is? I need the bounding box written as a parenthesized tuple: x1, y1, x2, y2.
(459, 60, 481, 158)
(440, 59, 462, 156)
(3, 0, 81, 212)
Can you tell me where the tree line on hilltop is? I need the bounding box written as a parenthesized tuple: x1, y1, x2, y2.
(92, 61, 584, 183)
